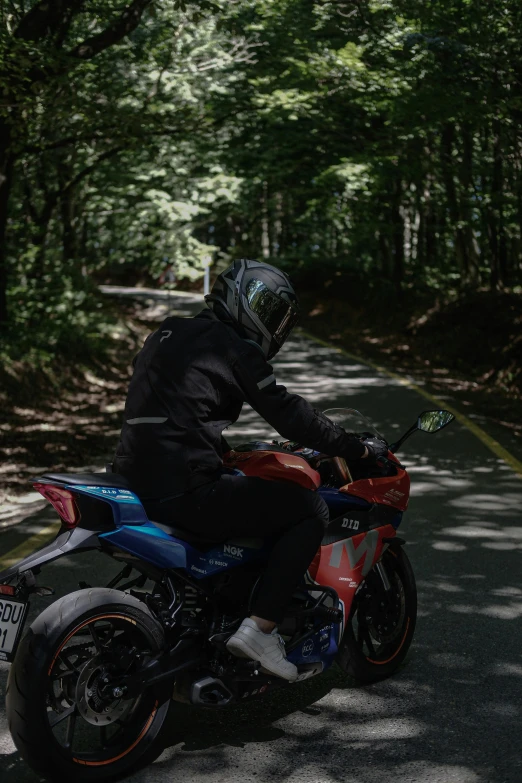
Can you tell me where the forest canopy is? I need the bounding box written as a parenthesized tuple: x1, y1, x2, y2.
(1, 0, 521, 356)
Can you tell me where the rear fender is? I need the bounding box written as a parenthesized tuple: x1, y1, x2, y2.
(0, 527, 99, 583)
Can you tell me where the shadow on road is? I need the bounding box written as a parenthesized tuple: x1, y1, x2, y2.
(1, 325, 521, 783)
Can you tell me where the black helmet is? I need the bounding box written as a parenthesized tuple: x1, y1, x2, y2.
(205, 259, 300, 359)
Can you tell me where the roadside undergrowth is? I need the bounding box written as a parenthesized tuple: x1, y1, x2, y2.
(0, 296, 150, 502)
(300, 288, 522, 443)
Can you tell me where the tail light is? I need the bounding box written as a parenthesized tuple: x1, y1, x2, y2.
(33, 483, 80, 529)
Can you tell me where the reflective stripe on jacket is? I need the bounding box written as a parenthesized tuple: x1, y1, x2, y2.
(113, 309, 365, 499)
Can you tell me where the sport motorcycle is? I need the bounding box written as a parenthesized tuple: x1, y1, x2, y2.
(0, 407, 454, 781)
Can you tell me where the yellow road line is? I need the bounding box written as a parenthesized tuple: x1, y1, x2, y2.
(0, 521, 61, 571)
(302, 329, 522, 478)
(2, 329, 521, 573)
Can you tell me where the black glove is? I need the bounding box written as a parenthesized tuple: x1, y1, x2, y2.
(360, 436, 389, 462)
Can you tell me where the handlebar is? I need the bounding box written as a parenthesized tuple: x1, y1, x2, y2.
(279, 441, 404, 470)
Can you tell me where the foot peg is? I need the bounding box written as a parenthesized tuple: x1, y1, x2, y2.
(314, 605, 343, 623)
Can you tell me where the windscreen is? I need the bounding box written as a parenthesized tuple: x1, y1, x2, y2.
(323, 408, 384, 439)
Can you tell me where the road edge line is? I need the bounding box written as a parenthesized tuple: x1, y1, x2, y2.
(0, 521, 60, 570)
(301, 329, 522, 478)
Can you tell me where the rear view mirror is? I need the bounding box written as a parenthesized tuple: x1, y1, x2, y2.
(417, 410, 455, 433)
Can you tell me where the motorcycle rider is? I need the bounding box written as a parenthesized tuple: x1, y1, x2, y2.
(114, 259, 387, 681)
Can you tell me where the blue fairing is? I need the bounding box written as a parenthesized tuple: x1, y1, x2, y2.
(65, 485, 149, 526)
(68, 483, 271, 575)
(100, 523, 189, 568)
(318, 487, 372, 518)
(100, 523, 272, 577)
(286, 622, 340, 671)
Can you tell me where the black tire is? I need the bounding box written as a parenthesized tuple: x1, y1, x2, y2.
(337, 546, 417, 683)
(6, 588, 170, 783)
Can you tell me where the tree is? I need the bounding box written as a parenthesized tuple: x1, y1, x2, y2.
(0, 0, 156, 325)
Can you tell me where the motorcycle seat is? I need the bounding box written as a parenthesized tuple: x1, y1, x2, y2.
(39, 472, 132, 490)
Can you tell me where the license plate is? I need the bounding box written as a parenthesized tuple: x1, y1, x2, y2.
(0, 597, 29, 663)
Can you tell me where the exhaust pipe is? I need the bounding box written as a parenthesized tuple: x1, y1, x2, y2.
(190, 676, 234, 707)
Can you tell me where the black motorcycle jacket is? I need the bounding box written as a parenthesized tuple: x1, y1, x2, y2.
(113, 309, 366, 499)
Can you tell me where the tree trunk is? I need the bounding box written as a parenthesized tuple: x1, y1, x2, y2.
(261, 181, 270, 258)
(391, 176, 404, 294)
(516, 140, 522, 277)
(272, 191, 283, 257)
(60, 177, 78, 268)
(378, 231, 391, 279)
(461, 125, 480, 284)
(489, 117, 505, 290)
(440, 124, 470, 282)
(415, 182, 425, 270)
(0, 120, 14, 327)
(424, 174, 438, 268)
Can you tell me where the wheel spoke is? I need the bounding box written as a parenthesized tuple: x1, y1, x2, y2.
(356, 618, 364, 645)
(55, 652, 75, 672)
(88, 622, 104, 652)
(362, 627, 376, 657)
(50, 667, 76, 682)
(104, 625, 117, 644)
(64, 711, 77, 749)
(100, 725, 108, 749)
(48, 703, 77, 729)
(56, 647, 89, 673)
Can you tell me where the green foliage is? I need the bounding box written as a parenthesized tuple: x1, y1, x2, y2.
(1, 0, 522, 357)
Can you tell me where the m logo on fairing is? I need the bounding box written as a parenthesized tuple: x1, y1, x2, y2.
(329, 529, 379, 577)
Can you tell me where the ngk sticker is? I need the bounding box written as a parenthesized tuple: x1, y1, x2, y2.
(224, 544, 244, 559)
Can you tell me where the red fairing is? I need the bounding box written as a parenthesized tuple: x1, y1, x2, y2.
(340, 453, 410, 511)
(224, 450, 321, 491)
(308, 523, 397, 621)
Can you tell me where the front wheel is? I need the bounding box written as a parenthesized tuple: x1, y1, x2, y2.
(7, 588, 170, 782)
(337, 546, 417, 683)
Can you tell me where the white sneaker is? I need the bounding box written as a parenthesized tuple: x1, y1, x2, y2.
(226, 618, 298, 682)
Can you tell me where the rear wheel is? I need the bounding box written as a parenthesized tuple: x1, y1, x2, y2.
(337, 546, 417, 683)
(7, 588, 170, 782)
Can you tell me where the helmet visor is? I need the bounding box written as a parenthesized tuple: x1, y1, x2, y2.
(246, 279, 300, 347)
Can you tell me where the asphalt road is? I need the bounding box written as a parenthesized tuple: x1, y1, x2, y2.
(1, 288, 522, 783)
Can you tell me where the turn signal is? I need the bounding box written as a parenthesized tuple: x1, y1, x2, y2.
(33, 484, 80, 529)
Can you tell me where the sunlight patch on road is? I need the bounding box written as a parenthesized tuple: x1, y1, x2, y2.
(385, 763, 480, 783)
(432, 541, 467, 552)
(494, 662, 522, 676)
(339, 717, 425, 740)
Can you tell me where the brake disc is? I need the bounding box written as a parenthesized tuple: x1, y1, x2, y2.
(75, 656, 133, 727)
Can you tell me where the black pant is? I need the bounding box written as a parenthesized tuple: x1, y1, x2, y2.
(143, 475, 329, 623)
